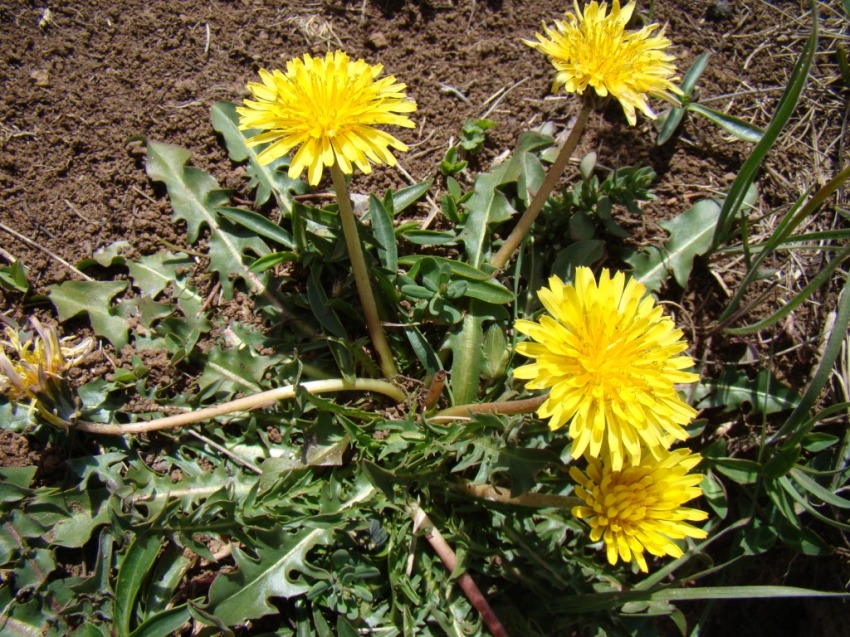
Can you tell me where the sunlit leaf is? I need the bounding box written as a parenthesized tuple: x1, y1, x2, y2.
(48, 280, 130, 348)
(687, 103, 764, 143)
(211, 100, 307, 212)
(0, 260, 28, 293)
(208, 527, 332, 625)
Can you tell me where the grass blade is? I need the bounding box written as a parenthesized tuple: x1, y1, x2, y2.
(712, 7, 818, 246)
(770, 269, 850, 443)
(725, 245, 850, 335)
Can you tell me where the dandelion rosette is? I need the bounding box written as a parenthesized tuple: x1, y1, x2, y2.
(513, 267, 698, 470)
(0, 318, 92, 404)
(237, 51, 416, 185)
(570, 448, 708, 572)
(525, 0, 681, 125)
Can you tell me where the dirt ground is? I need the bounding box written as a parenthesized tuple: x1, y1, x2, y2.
(1, 0, 848, 633)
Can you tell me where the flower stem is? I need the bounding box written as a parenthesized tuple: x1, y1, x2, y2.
(455, 482, 581, 509)
(74, 378, 406, 435)
(330, 162, 398, 378)
(428, 394, 547, 424)
(412, 505, 509, 637)
(489, 98, 593, 270)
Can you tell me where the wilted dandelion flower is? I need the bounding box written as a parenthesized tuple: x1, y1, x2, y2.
(525, 0, 681, 125)
(0, 318, 92, 404)
(237, 50, 416, 185)
(513, 267, 698, 470)
(570, 448, 708, 572)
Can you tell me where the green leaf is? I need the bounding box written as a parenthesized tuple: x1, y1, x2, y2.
(368, 195, 397, 273)
(460, 169, 514, 266)
(217, 206, 295, 249)
(46, 491, 111, 548)
(248, 251, 298, 273)
(208, 219, 271, 299)
(800, 432, 839, 453)
(0, 466, 37, 492)
(771, 276, 850, 446)
(687, 103, 764, 143)
(392, 179, 433, 214)
(555, 585, 849, 613)
(712, 14, 818, 246)
(211, 100, 307, 212)
(145, 141, 231, 244)
(196, 345, 276, 400)
(306, 268, 347, 339)
(127, 605, 190, 637)
(761, 446, 800, 479)
(128, 251, 196, 298)
(146, 141, 270, 299)
(0, 587, 47, 637)
(144, 544, 193, 615)
(790, 468, 850, 510)
(495, 446, 560, 496)
(462, 279, 514, 304)
(709, 458, 760, 484)
(656, 52, 710, 145)
(399, 229, 458, 246)
(0, 260, 29, 293)
(482, 324, 508, 381)
(693, 367, 800, 414)
(449, 312, 485, 405)
(114, 534, 163, 637)
(658, 197, 725, 287)
(551, 239, 605, 280)
(208, 527, 332, 625)
(48, 280, 130, 348)
(625, 198, 721, 291)
(701, 472, 728, 518)
(399, 255, 494, 281)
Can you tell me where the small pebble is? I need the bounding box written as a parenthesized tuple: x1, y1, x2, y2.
(30, 69, 49, 87)
(368, 31, 389, 50)
(706, 0, 733, 21)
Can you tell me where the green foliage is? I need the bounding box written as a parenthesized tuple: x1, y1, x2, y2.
(459, 118, 495, 154)
(656, 52, 764, 145)
(4, 7, 848, 633)
(0, 260, 28, 293)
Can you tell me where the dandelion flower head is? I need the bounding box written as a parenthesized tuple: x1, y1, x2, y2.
(525, 1, 681, 125)
(513, 267, 698, 470)
(237, 51, 416, 185)
(570, 448, 708, 572)
(0, 319, 92, 404)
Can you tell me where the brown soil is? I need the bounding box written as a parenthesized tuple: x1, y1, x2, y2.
(1, 0, 847, 633)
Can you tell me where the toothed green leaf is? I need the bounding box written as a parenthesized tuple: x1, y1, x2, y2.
(48, 280, 131, 349)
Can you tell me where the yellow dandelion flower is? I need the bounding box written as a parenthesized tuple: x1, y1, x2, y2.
(570, 448, 708, 572)
(513, 267, 699, 470)
(237, 50, 417, 186)
(0, 318, 92, 404)
(525, 0, 681, 125)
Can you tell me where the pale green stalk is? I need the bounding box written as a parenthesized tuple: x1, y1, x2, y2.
(330, 162, 398, 378)
(74, 378, 406, 435)
(489, 98, 592, 270)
